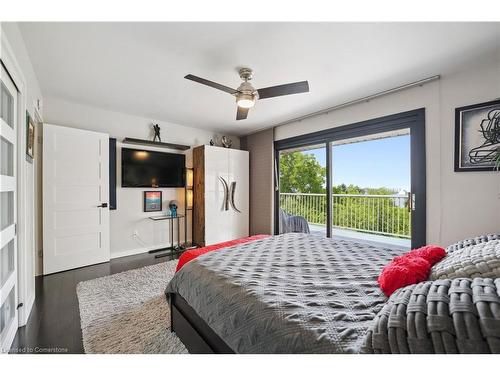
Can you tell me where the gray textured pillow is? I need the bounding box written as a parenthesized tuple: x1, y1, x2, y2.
(446, 234, 500, 254)
(430, 239, 500, 280)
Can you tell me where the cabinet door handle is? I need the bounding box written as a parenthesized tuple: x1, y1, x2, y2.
(97, 203, 108, 208)
(219, 176, 229, 211)
(229, 181, 241, 213)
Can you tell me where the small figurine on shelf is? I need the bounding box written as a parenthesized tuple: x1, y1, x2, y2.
(209, 138, 215, 146)
(169, 200, 178, 217)
(152, 123, 161, 142)
(221, 136, 232, 148)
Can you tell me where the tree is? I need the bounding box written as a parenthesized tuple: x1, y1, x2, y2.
(279, 152, 326, 193)
(333, 183, 348, 194)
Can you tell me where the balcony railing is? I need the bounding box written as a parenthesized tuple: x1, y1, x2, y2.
(279, 193, 411, 238)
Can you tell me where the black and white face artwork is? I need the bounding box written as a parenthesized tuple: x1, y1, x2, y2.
(456, 100, 500, 171)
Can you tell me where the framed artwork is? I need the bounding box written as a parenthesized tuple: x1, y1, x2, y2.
(143, 191, 162, 212)
(455, 99, 500, 172)
(26, 111, 35, 162)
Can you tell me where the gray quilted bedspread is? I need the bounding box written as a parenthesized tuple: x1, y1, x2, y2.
(165, 233, 405, 353)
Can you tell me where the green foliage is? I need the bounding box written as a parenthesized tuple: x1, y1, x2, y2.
(332, 184, 397, 195)
(279, 152, 326, 193)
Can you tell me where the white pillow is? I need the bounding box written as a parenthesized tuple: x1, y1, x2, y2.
(430, 239, 500, 280)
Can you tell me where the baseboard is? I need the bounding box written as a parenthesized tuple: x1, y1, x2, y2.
(111, 240, 192, 260)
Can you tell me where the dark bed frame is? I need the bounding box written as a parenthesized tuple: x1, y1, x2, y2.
(169, 293, 235, 353)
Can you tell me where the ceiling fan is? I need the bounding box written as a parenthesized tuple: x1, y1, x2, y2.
(184, 68, 309, 120)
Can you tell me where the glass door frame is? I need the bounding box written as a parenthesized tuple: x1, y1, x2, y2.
(274, 108, 426, 248)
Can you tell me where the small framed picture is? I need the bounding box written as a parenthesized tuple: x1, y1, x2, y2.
(143, 191, 162, 212)
(455, 99, 500, 172)
(26, 111, 35, 162)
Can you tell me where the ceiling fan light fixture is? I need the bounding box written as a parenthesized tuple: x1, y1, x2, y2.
(236, 93, 256, 109)
(185, 68, 309, 120)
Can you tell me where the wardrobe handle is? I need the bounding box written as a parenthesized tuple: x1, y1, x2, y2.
(219, 176, 229, 211)
(229, 181, 241, 213)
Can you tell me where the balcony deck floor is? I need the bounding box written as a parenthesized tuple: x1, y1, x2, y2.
(309, 224, 411, 249)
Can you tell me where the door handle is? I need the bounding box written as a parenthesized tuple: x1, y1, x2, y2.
(229, 181, 241, 213)
(219, 177, 229, 211)
(407, 193, 415, 212)
(97, 203, 108, 208)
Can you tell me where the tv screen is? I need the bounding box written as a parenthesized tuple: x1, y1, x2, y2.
(121, 148, 185, 188)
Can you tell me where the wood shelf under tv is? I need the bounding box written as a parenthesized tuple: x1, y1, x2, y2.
(122, 137, 190, 151)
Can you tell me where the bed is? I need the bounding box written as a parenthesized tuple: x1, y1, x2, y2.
(165, 233, 407, 353)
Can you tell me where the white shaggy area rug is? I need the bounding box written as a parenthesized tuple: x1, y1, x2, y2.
(76, 260, 188, 354)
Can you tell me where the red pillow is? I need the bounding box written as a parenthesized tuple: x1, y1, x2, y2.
(378, 245, 446, 297)
(408, 245, 446, 264)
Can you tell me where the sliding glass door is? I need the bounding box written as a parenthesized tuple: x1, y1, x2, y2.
(330, 132, 411, 248)
(278, 144, 327, 236)
(274, 109, 426, 249)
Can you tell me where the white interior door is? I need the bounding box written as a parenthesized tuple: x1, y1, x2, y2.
(0, 65, 18, 352)
(43, 124, 110, 274)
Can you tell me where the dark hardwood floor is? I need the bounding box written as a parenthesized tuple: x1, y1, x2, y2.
(10, 251, 180, 354)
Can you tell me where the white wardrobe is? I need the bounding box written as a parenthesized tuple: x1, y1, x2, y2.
(193, 145, 249, 246)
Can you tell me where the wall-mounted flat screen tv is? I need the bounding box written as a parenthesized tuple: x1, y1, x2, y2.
(121, 148, 185, 188)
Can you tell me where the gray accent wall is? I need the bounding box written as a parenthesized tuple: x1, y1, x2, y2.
(241, 128, 274, 235)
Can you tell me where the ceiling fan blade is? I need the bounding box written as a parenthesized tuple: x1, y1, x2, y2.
(257, 81, 309, 99)
(236, 106, 249, 121)
(184, 74, 237, 95)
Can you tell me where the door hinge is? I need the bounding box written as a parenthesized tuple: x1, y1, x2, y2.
(14, 223, 17, 235)
(17, 303, 23, 310)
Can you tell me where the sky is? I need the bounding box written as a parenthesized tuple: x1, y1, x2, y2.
(302, 135, 410, 190)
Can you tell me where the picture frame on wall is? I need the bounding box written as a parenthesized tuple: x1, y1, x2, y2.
(455, 99, 500, 172)
(26, 111, 35, 162)
(143, 191, 162, 212)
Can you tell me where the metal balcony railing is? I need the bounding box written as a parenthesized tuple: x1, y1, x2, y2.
(279, 193, 411, 238)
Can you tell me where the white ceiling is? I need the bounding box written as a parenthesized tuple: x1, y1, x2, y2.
(19, 22, 499, 136)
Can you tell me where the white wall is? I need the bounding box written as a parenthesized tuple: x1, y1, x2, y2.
(42, 97, 240, 266)
(1, 23, 43, 116)
(275, 52, 500, 247)
(1, 22, 44, 326)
